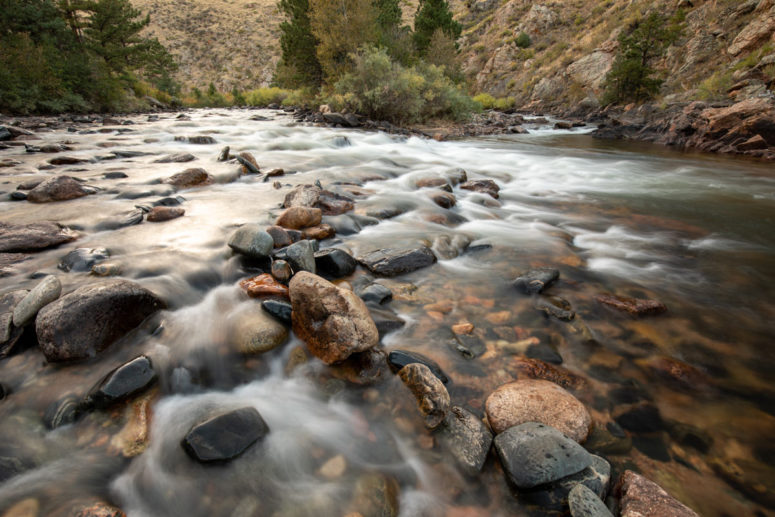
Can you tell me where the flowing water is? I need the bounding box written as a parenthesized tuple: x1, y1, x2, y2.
(0, 109, 773, 516)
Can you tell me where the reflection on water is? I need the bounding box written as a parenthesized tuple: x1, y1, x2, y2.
(0, 109, 774, 516)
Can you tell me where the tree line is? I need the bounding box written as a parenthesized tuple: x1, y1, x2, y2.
(0, 0, 177, 114)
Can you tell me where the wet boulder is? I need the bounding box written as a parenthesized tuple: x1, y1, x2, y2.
(236, 152, 260, 174)
(228, 303, 289, 354)
(283, 184, 354, 215)
(228, 225, 274, 259)
(513, 268, 560, 294)
(359, 247, 437, 277)
(485, 379, 592, 442)
(460, 179, 500, 199)
(314, 248, 357, 278)
(618, 470, 700, 517)
(595, 293, 667, 316)
(521, 454, 611, 511)
(12, 275, 61, 327)
(163, 168, 212, 188)
(301, 223, 335, 240)
(283, 240, 317, 274)
(428, 190, 457, 208)
(36, 280, 166, 362)
(27, 176, 91, 203)
(182, 407, 269, 463)
(276, 206, 322, 230)
(398, 363, 450, 429)
(355, 282, 393, 305)
(86, 355, 157, 409)
(494, 422, 593, 489)
(261, 299, 292, 324)
(437, 406, 493, 475)
(187, 135, 216, 145)
(48, 156, 89, 166)
(387, 350, 448, 384)
(266, 225, 294, 248)
(146, 206, 184, 222)
(290, 271, 379, 364)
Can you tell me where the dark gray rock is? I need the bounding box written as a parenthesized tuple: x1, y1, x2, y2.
(86, 355, 157, 409)
(153, 196, 185, 207)
(0, 222, 77, 253)
(438, 406, 493, 476)
(284, 240, 316, 274)
(368, 305, 405, 337)
(104, 172, 128, 179)
(0, 382, 7, 400)
(314, 248, 357, 278)
(261, 299, 292, 324)
(266, 225, 294, 248)
(451, 333, 486, 359)
(513, 268, 560, 294)
(58, 247, 110, 272)
(520, 454, 612, 511)
(187, 135, 216, 144)
(569, 483, 615, 517)
(615, 403, 664, 433)
(493, 422, 593, 489)
(36, 280, 166, 362)
(387, 349, 448, 383)
(0, 127, 11, 141)
(356, 282, 392, 304)
(359, 247, 437, 277)
(182, 406, 269, 463)
(228, 225, 274, 259)
(10, 191, 27, 201)
(526, 343, 563, 364)
(218, 146, 230, 161)
(12, 275, 61, 327)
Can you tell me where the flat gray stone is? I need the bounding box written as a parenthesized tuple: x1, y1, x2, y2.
(228, 225, 274, 259)
(12, 275, 61, 327)
(569, 483, 614, 517)
(359, 247, 437, 277)
(284, 240, 316, 274)
(438, 406, 493, 476)
(493, 422, 593, 489)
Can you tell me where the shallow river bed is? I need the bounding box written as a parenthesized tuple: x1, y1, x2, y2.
(0, 109, 773, 517)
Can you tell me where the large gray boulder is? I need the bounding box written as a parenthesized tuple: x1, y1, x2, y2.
(36, 280, 166, 362)
(0, 222, 78, 253)
(27, 176, 91, 203)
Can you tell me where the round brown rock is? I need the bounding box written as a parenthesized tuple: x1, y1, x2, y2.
(398, 363, 450, 429)
(163, 168, 212, 188)
(289, 271, 378, 364)
(485, 379, 592, 442)
(27, 175, 90, 203)
(276, 206, 322, 230)
(146, 206, 185, 222)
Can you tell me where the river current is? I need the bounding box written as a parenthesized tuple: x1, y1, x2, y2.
(0, 109, 773, 516)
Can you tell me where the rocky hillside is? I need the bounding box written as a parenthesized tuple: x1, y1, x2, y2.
(135, 0, 775, 112)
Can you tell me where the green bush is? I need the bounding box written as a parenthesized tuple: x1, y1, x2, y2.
(472, 93, 496, 108)
(328, 46, 477, 124)
(473, 93, 515, 111)
(245, 87, 291, 106)
(514, 31, 531, 48)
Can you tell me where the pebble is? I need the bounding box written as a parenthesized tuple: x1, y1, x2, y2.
(271, 260, 292, 282)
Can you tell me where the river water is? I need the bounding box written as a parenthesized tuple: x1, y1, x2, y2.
(0, 109, 773, 516)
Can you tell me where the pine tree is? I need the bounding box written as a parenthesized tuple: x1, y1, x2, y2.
(276, 0, 323, 88)
(413, 0, 461, 55)
(82, 0, 152, 72)
(310, 0, 376, 81)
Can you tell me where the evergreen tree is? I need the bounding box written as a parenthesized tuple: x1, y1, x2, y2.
(602, 12, 681, 104)
(276, 0, 323, 88)
(413, 0, 460, 55)
(82, 0, 152, 72)
(310, 0, 376, 81)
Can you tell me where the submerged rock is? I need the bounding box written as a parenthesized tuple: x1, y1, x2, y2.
(0, 222, 77, 254)
(86, 355, 157, 409)
(534, 295, 575, 321)
(27, 175, 91, 203)
(349, 473, 400, 517)
(290, 272, 378, 364)
(59, 247, 110, 272)
(494, 422, 593, 489)
(12, 275, 61, 327)
(44, 394, 84, 429)
(182, 407, 269, 463)
(522, 454, 612, 511)
(513, 268, 560, 294)
(618, 470, 700, 517)
(398, 363, 450, 429)
(485, 379, 591, 442)
(359, 247, 437, 277)
(437, 406, 493, 476)
(36, 280, 166, 362)
(356, 282, 393, 305)
(596, 293, 667, 316)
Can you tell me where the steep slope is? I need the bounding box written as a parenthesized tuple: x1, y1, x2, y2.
(132, 0, 284, 91)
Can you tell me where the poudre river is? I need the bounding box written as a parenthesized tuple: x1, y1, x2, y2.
(0, 108, 773, 517)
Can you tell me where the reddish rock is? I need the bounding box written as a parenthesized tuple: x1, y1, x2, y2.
(728, 3, 775, 56)
(452, 323, 474, 335)
(282, 184, 354, 215)
(239, 274, 290, 298)
(266, 225, 294, 248)
(276, 206, 322, 230)
(737, 134, 768, 151)
(618, 470, 700, 517)
(71, 502, 126, 517)
(27, 176, 90, 203)
(485, 379, 592, 442)
(302, 223, 335, 240)
(460, 179, 500, 199)
(596, 294, 667, 316)
(429, 191, 457, 208)
(641, 356, 708, 391)
(163, 168, 212, 188)
(238, 152, 259, 174)
(0, 222, 77, 252)
(510, 357, 588, 391)
(146, 206, 184, 222)
(290, 271, 378, 364)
